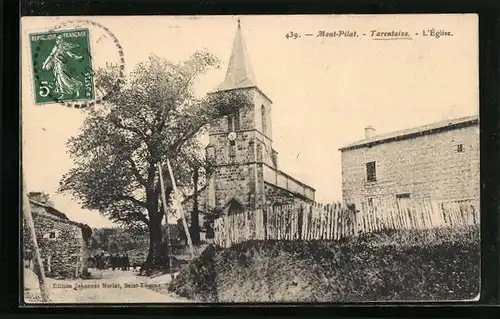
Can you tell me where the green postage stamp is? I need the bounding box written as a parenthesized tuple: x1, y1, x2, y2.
(29, 28, 95, 104)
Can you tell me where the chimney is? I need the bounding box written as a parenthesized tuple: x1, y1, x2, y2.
(364, 126, 376, 139)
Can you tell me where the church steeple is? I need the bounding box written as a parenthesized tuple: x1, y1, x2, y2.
(213, 19, 258, 92)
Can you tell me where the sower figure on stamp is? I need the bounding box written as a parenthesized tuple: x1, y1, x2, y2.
(42, 35, 84, 100)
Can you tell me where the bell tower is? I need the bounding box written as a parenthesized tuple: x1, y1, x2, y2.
(205, 19, 275, 213)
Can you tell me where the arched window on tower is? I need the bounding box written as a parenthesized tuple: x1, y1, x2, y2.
(261, 105, 267, 135)
(234, 111, 240, 130)
(227, 111, 240, 131)
(227, 115, 233, 131)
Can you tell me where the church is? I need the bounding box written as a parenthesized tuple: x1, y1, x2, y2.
(182, 20, 316, 224)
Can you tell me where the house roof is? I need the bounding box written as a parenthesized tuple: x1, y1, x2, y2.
(29, 199, 90, 230)
(339, 115, 479, 151)
(30, 199, 70, 220)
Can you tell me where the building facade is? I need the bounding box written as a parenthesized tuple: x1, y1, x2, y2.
(339, 116, 480, 205)
(23, 192, 92, 279)
(182, 21, 315, 224)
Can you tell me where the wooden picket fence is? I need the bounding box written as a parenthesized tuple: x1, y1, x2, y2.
(213, 203, 356, 248)
(213, 198, 479, 248)
(354, 197, 480, 234)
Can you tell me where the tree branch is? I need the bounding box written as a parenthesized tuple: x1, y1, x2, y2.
(127, 157, 148, 187)
(132, 212, 150, 226)
(155, 65, 201, 135)
(110, 118, 148, 141)
(116, 194, 148, 208)
(170, 126, 203, 156)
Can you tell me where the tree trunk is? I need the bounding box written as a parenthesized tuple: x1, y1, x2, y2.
(143, 182, 169, 271)
(191, 167, 201, 245)
(144, 213, 168, 271)
(143, 167, 175, 272)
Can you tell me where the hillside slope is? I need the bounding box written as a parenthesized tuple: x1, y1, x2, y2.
(169, 226, 480, 302)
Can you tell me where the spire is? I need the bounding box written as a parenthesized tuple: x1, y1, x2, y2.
(213, 19, 258, 92)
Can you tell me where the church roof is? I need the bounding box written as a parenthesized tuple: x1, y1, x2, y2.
(210, 19, 259, 93)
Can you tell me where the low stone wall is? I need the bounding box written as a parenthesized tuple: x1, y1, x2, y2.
(23, 212, 86, 279)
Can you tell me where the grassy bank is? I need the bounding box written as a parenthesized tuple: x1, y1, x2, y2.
(169, 225, 480, 302)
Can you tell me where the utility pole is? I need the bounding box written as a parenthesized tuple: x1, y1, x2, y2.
(22, 173, 50, 302)
(191, 165, 200, 245)
(166, 158, 195, 259)
(157, 163, 173, 271)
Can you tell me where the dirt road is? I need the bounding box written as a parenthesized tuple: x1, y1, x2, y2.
(24, 268, 191, 304)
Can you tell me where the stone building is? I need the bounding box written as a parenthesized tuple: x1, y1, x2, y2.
(339, 115, 480, 205)
(182, 20, 315, 226)
(23, 192, 92, 279)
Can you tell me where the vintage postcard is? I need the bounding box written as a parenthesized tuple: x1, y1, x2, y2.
(21, 14, 479, 304)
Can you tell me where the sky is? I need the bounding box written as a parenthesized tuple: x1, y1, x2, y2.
(21, 14, 479, 228)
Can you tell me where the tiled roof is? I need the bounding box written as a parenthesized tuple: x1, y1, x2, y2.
(29, 199, 70, 220)
(339, 115, 479, 151)
(28, 199, 89, 229)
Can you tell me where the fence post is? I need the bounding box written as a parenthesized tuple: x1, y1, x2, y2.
(334, 203, 340, 240)
(287, 206, 291, 240)
(306, 204, 311, 240)
(262, 207, 266, 240)
(349, 203, 356, 236)
(326, 204, 332, 240)
(276, 206, 280, 240)
(314, 204, 320, 240)
(245, 210, 249, 240)
(22, 175, 51, 302)
(298, 205, 304, 240)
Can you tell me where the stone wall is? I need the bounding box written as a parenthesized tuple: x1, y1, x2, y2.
(209, 88, 256, 135)
(203, 86, 310, 214)
(341, 124, 480, 204)
(23, 211, 87, 279)
(207, 126, 273, 168)
(263, 165, 315, 201)
(264, 182, 313, 207)
(252, 88, 273, 140)
(213, 163, 261, 210)
(208, 88, 272, 138)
